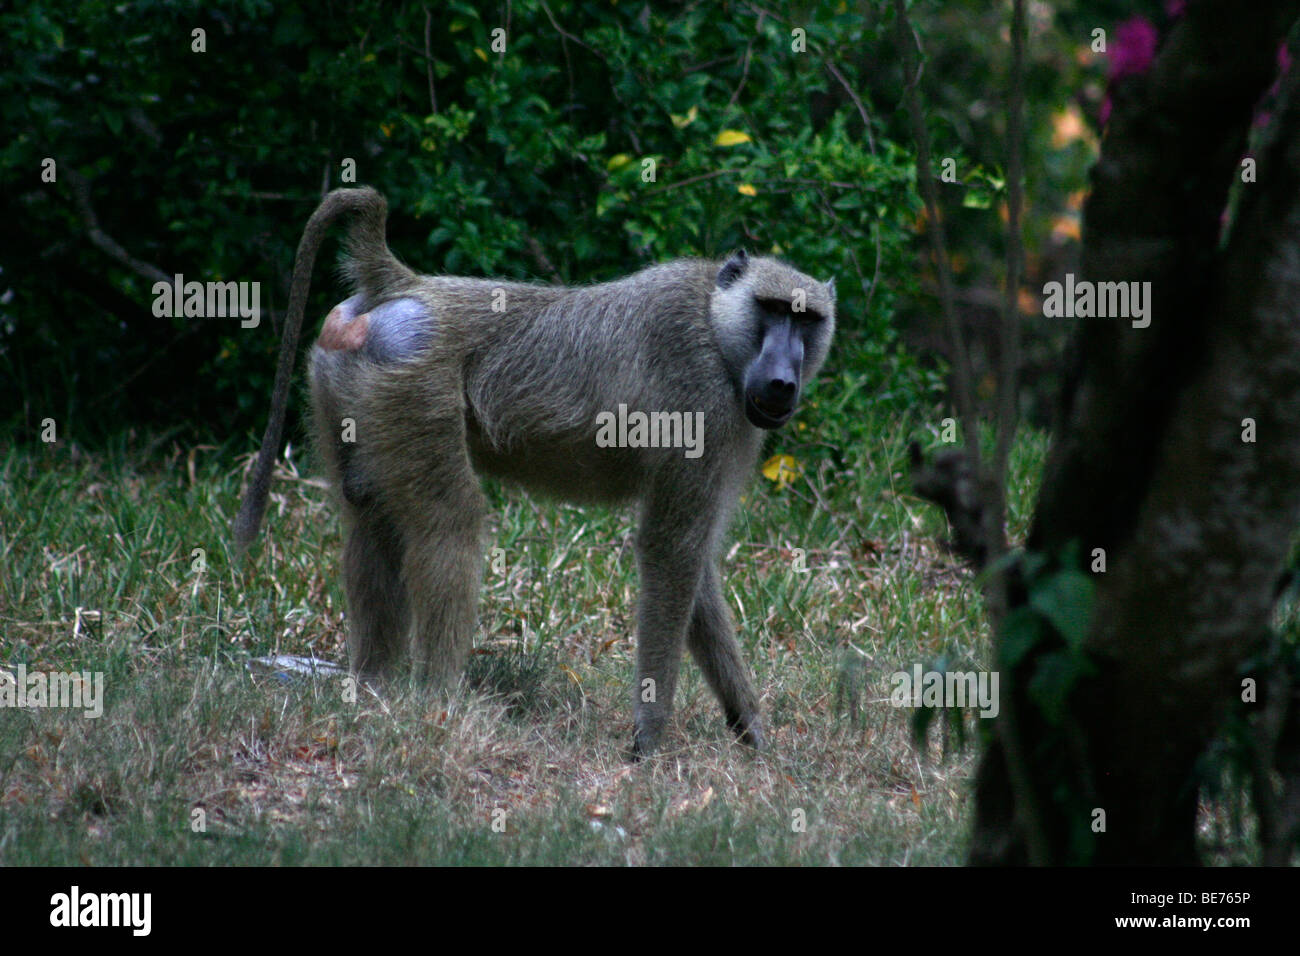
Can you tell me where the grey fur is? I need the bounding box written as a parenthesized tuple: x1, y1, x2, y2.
(236, 186, 835, 758)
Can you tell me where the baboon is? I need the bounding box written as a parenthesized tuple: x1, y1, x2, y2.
(234, 187, 836, 757)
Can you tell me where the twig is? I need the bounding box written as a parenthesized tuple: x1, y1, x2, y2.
(814, 188, 871, 308)
(525, 235, 563, 284)
(682, 55, 741, 74)
(728, 40, 755, 108)
(863, 221, 883, 318)
(63, 164, 172, 285)
(212, 190, 302, 201)
(642, 168, 733, 197)
(536, 0, 594, 52)
(824, 60, 876, 156)
(993, 0, 1026, 494)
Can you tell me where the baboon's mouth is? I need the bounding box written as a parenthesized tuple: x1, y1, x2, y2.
(746, 395, 795, 429)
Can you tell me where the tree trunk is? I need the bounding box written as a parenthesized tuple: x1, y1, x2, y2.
(972, 0, 1300, 865)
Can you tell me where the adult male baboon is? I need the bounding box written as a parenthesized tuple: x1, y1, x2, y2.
(235, 187, 835, 757)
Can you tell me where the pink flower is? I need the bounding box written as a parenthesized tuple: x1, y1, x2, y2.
(1110, 16, 1159, 80)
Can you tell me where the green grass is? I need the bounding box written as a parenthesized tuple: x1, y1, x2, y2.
(0, 411, 1047, 865)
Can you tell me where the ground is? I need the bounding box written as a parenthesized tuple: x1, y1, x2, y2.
(0, 417, 1073, 865)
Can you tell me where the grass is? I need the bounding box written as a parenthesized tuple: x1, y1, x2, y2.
(0, 410, 1049, 865)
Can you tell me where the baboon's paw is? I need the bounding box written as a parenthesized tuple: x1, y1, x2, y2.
(726, 710, 765, 751)
(628, 729, 660, 763)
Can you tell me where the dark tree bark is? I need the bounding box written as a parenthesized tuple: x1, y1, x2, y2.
(971, 0, 1300, 864)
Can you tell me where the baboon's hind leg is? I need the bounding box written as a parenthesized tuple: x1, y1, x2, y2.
(311, 360, 409, 681)
(370, 396, 486, 688)
(686, 564, 763, 749)
(341, 503, 411, 680)
(400, 486, 485, 685)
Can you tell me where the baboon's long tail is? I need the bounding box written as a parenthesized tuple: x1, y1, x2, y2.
(233, 186, 390, 554)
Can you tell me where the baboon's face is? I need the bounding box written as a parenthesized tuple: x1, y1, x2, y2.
(743, 297, 825, 429)
(712, 250, 836, 431)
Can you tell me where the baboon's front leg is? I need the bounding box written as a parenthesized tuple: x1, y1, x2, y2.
(687, 564, 763, 749)
(631, 497, 713, 758)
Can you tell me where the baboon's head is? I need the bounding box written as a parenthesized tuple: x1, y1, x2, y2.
(711, 250, 837, 429)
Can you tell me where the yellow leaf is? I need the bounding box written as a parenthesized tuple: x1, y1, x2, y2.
(1017, 288, 1040, 315)
(1050, 104, 1097, 150)
(714, 129, 752, 147)
(362, 52, 376, 64)
(1051, 214, 1081, 242)
(670, 106, 699, 129)
(762, 454, 802, 489)
(737, 183, 757, 196)
(380, 123, 394, 138)
(450, 19, 468, 32)
(474, 47, 488, 62)
(606, 153, 633, 171)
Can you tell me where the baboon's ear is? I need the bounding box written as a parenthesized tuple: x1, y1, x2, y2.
(716, 249, 749, 289)
(825, 276, 837, 301)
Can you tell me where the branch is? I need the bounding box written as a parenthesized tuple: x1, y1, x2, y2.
(728, 40, 754, 109)
(524, 235, 562, 284)
(63, 164, 172, 286)
(992, 0, 1025, 491)
(641, 168, 733, 197)
(824, 59, 876, 156)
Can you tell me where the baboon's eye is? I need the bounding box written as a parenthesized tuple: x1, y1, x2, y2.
(758, 298, 794, 320)
(757, 298, 822, 324)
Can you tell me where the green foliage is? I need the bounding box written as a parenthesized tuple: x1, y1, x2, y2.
(1, 0, 925, 447)
(995, 543, 1097, 727)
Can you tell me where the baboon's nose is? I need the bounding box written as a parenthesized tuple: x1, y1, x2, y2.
(768, 377, 797, 400)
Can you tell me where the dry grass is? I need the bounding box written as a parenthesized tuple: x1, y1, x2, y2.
(0, 417, 1030, 864)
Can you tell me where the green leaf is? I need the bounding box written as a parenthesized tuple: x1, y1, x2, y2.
(999, 607, 1042, 668)
(1027, 651, 1089, 725)
(1029, 570, 1094, 647)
